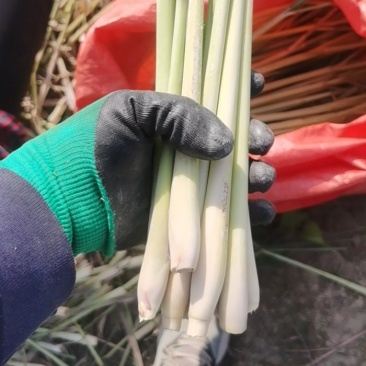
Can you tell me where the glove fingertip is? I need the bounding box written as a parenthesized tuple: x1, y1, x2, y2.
(207, 125, 234, 160)
(249, 119, 274, 156)
(169, 103, 234, 161)
(249, 160, 276, 193)
(249, 199, 276, 225)
(251, 71, 265, 97)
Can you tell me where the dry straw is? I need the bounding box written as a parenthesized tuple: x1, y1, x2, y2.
(251, 0, 366, 134)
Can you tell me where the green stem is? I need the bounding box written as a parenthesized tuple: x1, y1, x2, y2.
(167, 0, 188, 94)
(259, 249, 366, 297)
(199, 0, 232, 212)
(155, 0, 175, 92)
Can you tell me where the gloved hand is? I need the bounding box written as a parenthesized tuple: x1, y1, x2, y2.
(0, 73, 274, 364)
(248, 71, 275, 225)
(1, 82, 274, 258)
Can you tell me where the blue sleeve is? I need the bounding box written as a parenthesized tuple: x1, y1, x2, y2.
(0, 168, 75, 364)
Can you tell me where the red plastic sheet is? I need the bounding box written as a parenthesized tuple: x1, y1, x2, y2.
(251, 116, 366, 211)
(75, 0, 366, 212)
(75, 0, 156, 108)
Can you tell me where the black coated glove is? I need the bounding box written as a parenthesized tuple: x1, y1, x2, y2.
(0, 75, 274, 364)
(1, 79, 275, 258)
(248, 71, 275, 225)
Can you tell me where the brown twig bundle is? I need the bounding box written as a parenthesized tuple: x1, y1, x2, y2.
(251, 0, 366, 134)
(23, 0, 112, 135)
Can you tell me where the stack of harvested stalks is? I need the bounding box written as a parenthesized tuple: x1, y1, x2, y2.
(251, 0, 366, 135)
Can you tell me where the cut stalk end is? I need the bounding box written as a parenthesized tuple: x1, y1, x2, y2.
(172, 267, 195, 273)
(186, 317, 211, 337)
(161, 316, 183, 331)
(138, 301, 156, 322)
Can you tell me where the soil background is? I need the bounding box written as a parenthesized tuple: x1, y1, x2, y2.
(225, 195, 366, 366)
(58, 175, 366, 366)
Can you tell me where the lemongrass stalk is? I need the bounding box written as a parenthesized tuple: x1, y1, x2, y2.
(137, 0, 175, 321)
(202, 0, 214, 80)
(148, 0, 188, 210)
(161, 271, 191, 330)
(155, 0, 175, 92)
(169, 0, 204, 272)
(188, 0, 244, 337)
(167, 0, 189, 95)
(160, 0, 191, 330)
(199, 0, 231, 211)
(168, 151, 201, 269)
(246, 211, 260, 312)
(218, 0, 255, 334)
(201, 0, 231, 110)
(138, 157, 172, 321)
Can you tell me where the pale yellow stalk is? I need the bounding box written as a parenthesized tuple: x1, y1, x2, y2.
(137, 145, 174, 321)
(188, 0, 244, 337)
(246, 211, 260, 312)
(160, 0, 191, 330)
(137, 0, 175, 321)
(218, 0, 256, 333)
(155, 0, 175, 92)
(161, 271, 191, 330)
(199, 0, 231, 211)
(169, 0, 204, 272)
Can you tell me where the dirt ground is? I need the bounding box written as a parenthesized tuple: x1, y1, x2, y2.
(137, 195, 366, 366)
(226, 195, 366, 366)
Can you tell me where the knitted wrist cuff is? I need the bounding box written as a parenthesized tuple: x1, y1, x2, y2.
(0, 98, 116, 256)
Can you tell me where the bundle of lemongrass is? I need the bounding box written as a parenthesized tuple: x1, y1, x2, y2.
(251, 0, 366, 135)
(137, 0, 257, 336)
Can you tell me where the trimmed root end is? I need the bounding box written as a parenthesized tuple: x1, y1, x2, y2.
(172, 266, 195, 273)
(161, 316, 183, 331)
(138, 300, 156, 322)
(186, 317, 211, 337)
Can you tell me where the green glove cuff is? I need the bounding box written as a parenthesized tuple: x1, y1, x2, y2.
(0, 97, 116, 256)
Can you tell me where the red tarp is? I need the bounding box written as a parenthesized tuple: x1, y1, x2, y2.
(74, 0, 366, 213)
